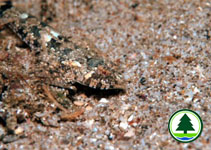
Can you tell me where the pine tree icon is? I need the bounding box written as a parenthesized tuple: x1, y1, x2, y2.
(176, 114, 195, 134)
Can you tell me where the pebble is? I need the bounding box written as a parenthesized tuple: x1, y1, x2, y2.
(108, 134, 114, 140)
(119, 122, 129, 131)
(19, 13, 29, 19)
(184, 90, 194, 103)
(124, 128, 135, 138)
(46, 116, 59, 127)
(149, 132, 157, 140)
(193, 87, 200, 94)
(96, 134, 104, 139)
(14, 126, 24, 135)
(37, 124, 47, 132)
(90, 138, 97, 142)
(105, 144, 115, 150)
(99, 98, 109, 103)
(85, 119, 94, 129)
(127, 114, 134, 122)
(121, 104, 130, 110)
(85, 105, 93, 111)
(92, 127, 98, 132)
(74, 101, 84, 106)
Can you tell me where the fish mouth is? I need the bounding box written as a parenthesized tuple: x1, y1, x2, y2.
(72, 82, 125, 98)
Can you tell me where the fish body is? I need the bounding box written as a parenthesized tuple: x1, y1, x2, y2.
(0, 1, 124, 90)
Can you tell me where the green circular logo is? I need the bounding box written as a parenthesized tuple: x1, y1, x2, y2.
(168, 109, 203, 143)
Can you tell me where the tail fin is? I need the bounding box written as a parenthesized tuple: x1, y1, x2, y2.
(0, 0, 13, 17)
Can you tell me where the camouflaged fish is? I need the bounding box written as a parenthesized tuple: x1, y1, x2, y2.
(0, 1, 124, 90)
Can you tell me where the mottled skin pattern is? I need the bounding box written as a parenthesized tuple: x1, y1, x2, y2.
(0, 1, 124, 90)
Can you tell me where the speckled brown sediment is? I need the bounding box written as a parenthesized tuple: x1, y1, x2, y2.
(0, 0, 211, 149)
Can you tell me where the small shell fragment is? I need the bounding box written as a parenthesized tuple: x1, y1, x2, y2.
(70, 61, 82, 67)
(85, 71, 94, 80)
(74, 101, 84, 106)
(14, 126, 24, 135)
(43, 34, 52, 43)
(19, 13, 28, 19)
(50, 30, 60, 38)
(62, 60, 82, 68)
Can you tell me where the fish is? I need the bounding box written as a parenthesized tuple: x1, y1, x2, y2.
(0, 1, 125, 92)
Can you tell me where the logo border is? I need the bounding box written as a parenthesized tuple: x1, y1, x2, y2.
(168, 109, 203, 143)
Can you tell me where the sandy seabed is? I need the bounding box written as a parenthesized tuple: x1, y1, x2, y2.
(0, 0, 211, 149)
